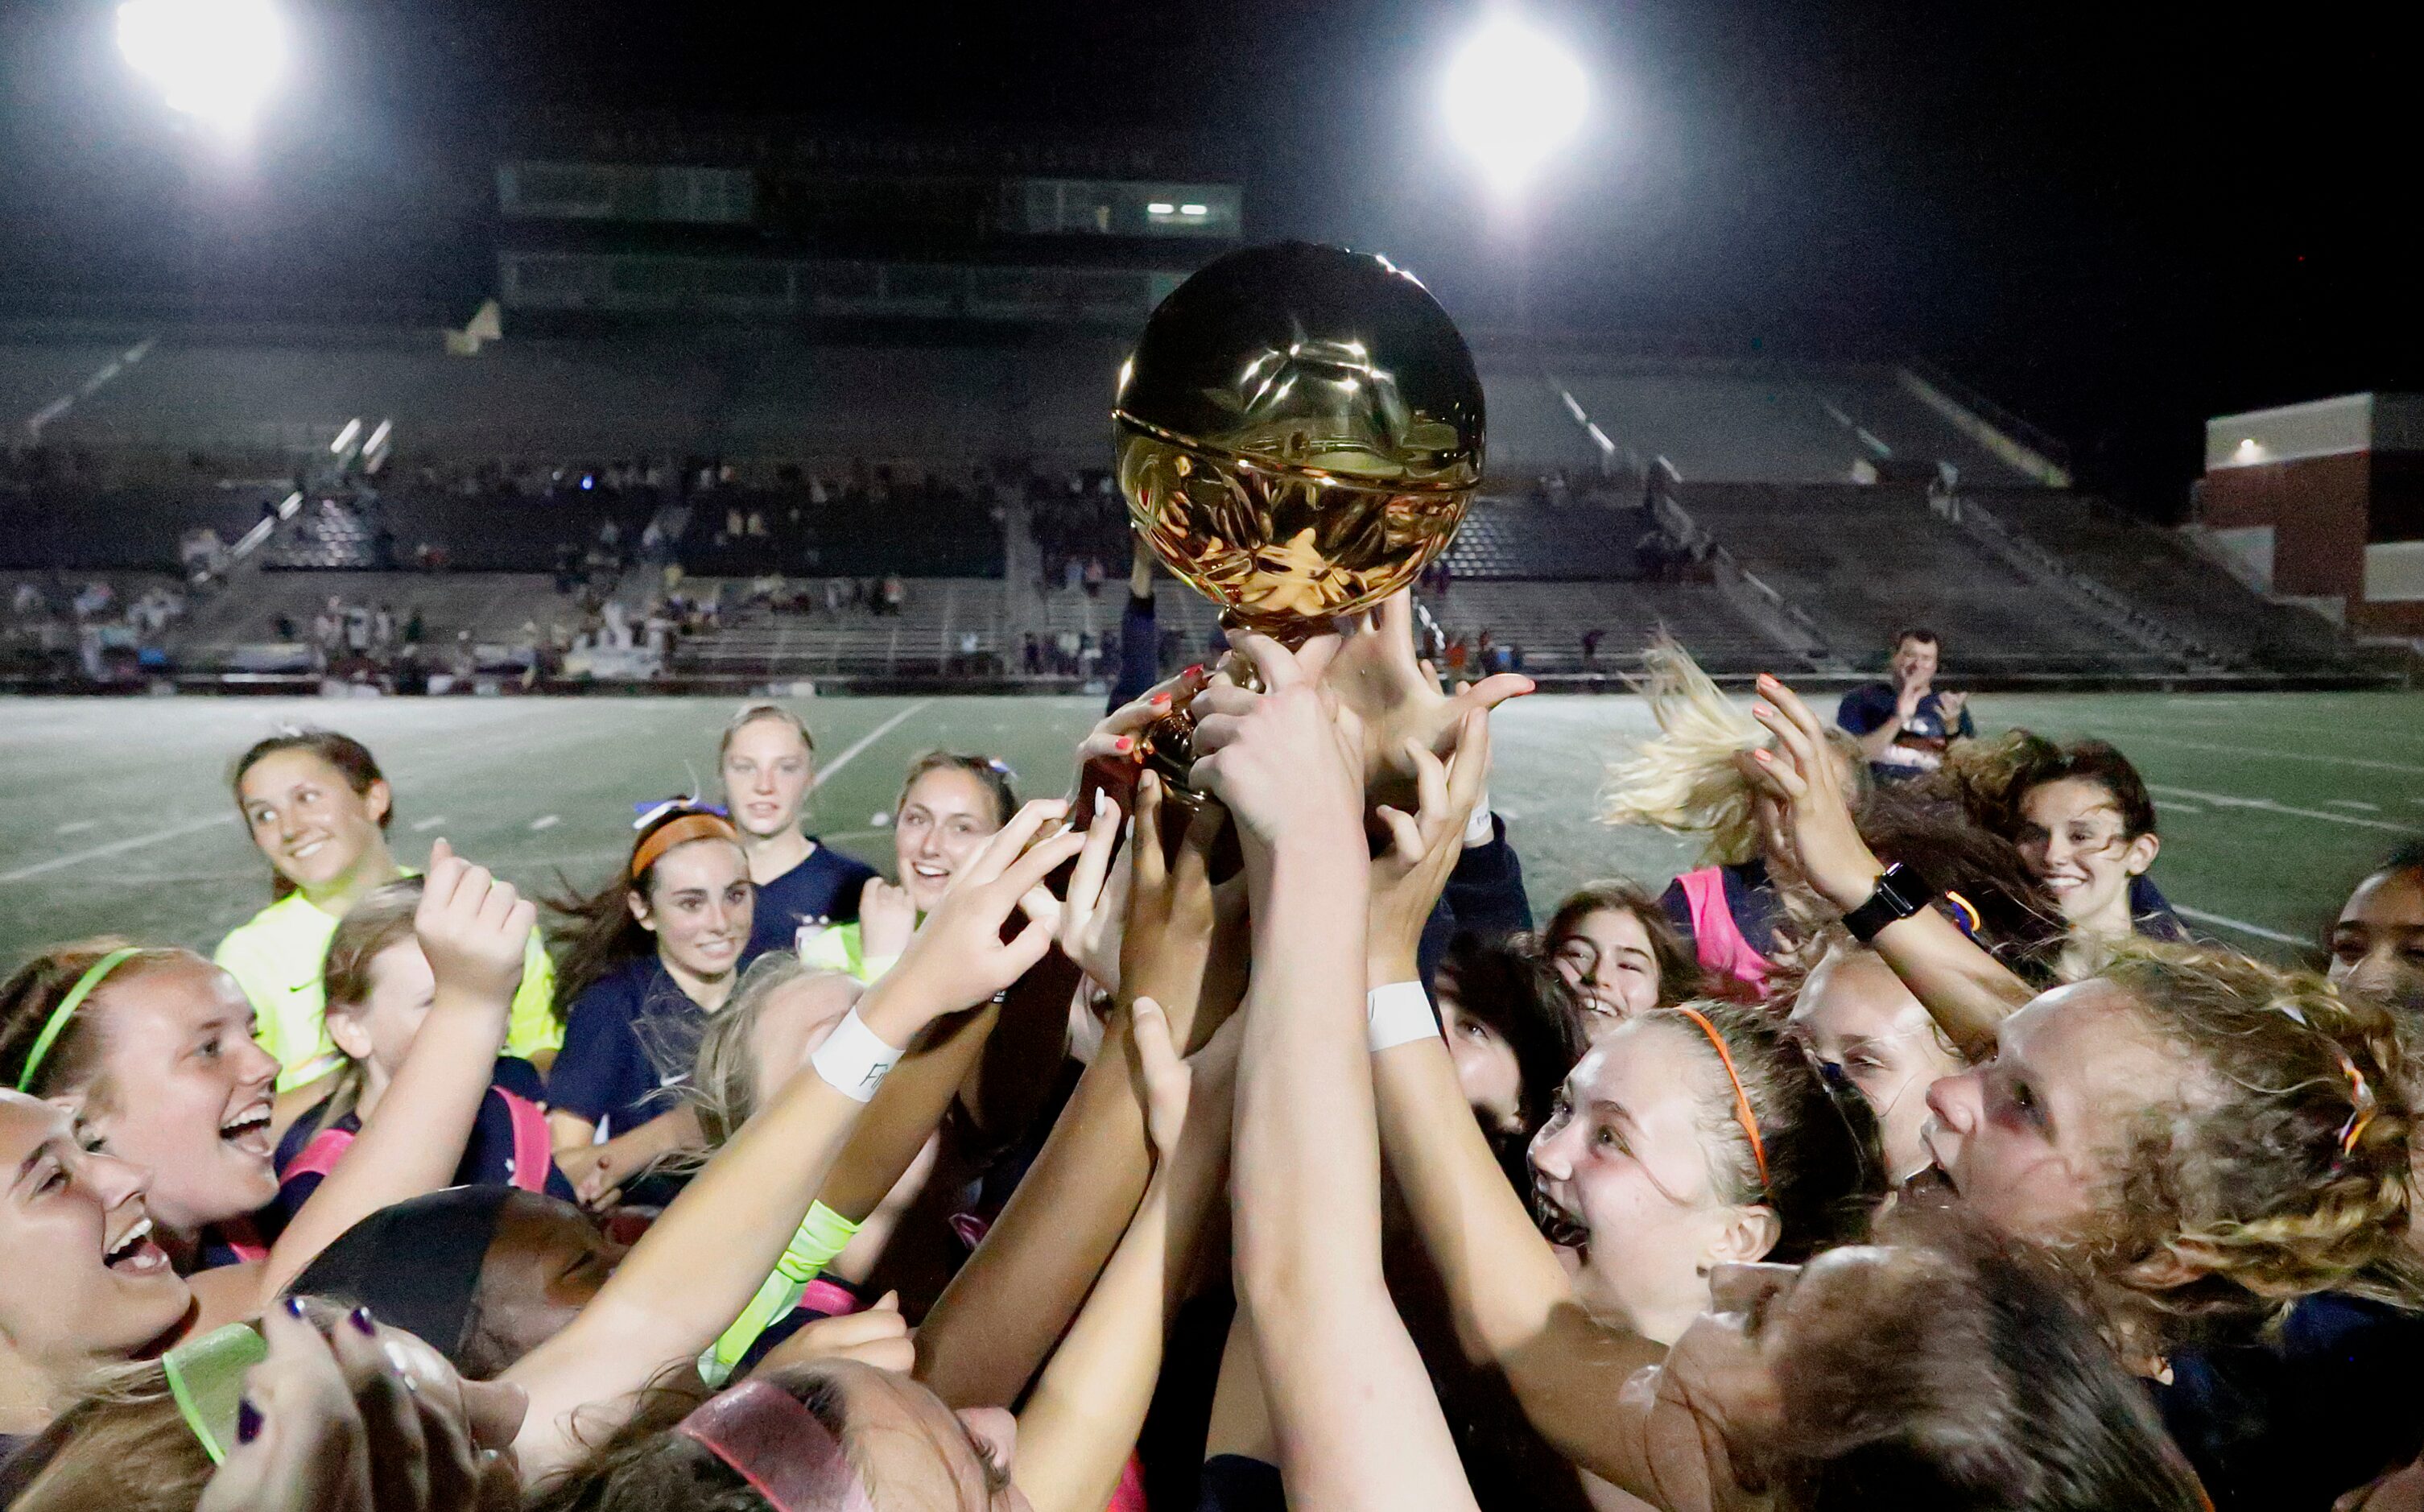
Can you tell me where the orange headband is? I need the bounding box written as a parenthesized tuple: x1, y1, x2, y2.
(631, 812, 741, 881)
(1671, 1006, 1772, 1196)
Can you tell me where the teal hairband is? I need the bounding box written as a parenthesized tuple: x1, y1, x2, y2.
(14, 947, 138, 1093)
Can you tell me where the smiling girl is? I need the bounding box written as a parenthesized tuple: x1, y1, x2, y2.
(216, 730, 559, 1092)
(545, 804, 756, 1204)
(716, 704, 880, 965)
(800, 753, 1018, 984)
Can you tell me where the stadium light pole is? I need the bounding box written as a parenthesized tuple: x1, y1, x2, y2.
(1442, 13, 1588, 337)
(117, 0, 288, 138)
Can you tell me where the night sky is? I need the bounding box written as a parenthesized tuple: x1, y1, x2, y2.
(0, 0, 2413, 514)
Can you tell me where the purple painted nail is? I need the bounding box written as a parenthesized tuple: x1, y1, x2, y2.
(282, 1296, 308, 1320)
(349, 1306, 376, 1336)
(237, 1398, 262, 1444)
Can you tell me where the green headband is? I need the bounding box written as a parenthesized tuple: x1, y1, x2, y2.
(14, 947, 138, 1093)
(163, 1323, 269, 1464)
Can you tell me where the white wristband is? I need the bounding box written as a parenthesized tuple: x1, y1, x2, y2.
(1463, 791, 1495, 849)
(810, 1008, 904, 1102)
(1368, 981, 1440, 1052)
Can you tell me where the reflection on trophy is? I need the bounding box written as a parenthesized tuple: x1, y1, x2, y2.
(1113, 241, 1486, 796)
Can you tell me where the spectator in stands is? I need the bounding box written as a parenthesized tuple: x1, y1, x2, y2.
(717, 704, 878, 966)
(1837, 626, 1973, 778)
(217, 730, 559, 1093)
(546, 804, 755, 1208)
(2330, 844, 2424, 1023)
(1939, 733, 2184, 978)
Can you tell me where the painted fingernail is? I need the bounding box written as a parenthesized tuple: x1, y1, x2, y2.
(1150, 691, 1172, 707)
(283, 1296, 308, 1320)
(237, 1398, 262, 1444)
(1113, 736, 1134, 753)
(1182, 663, 1206, 680)
(1094, 790, 1111, 818)
(1753, 749, 1774, 762)
(349, 1306, 377, 1336)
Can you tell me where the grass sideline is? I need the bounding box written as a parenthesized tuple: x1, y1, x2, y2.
(0, 690, 2416, 972)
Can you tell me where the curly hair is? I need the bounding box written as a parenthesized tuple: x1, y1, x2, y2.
(2083, 940, 2422, 1345)
(1646, 1001, 1887, 1261)
(1600, 635, 1873, 866)
(1939, 731, 2158, 846)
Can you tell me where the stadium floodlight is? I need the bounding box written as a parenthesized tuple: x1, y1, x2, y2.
(1443, 14, 1588, 198)
(117, 0, 287, 135)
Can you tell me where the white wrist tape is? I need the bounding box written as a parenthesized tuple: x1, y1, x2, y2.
(1368, 980, 1441, 1052)
(1463, 791, 1496, 848)
(810, 1008, 904, 1102)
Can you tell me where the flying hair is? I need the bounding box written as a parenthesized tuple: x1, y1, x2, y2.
(1598, 635, 1771, 865)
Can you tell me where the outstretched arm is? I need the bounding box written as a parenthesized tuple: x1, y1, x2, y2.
(1011, 1003, 1236, 1512)
(1364, 721, 1666, 1480)
(262, 844, 530, 1299)
(1745, 674, 2030, 1056)
(502, 801, 1085, 1478)
(1194, 630, 1480, 1512)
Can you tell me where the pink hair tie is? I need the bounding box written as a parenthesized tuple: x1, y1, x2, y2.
(676, 1379, 873, 1512)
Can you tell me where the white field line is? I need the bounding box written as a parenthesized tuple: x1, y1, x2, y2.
(2174, 906, 2309, 946)
(530, 814, 561, 832)
(2327, 800, 2382, 812)
(2104, 733, 2424, 777)
(2145, 784, 2421, 835)
(810, 701, 934, 791)
(0, 813, 238, 882)
(55, 820, 97, 834)
(411, 815, 448, 832)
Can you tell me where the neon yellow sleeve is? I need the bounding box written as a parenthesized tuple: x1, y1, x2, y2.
(697, 1201, 865, 1386)
(504, 928, 563, 1059)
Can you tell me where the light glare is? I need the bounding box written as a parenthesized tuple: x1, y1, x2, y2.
(1443, 15, 1587, 194)
(118, 0, 286, 134)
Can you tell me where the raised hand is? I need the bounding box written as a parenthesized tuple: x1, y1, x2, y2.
(1120, 769, 1236, 1048)
(857, 878, 919, 962)
(754, 1291, 915, 1376)
(1129, 997, 1192, 1163)
(1935, 689, 1969, 727)
(869, 799, 1087, 1035)
(1738, 673, 1882, 912)
(415, 839, 535, 1008)
(1321, 591, 1530, 802)
(1186, 630, 1365, 852)
(1368, 709, 1491, 982)
(1047, 791, 1131, 995)
(1076, 665, 1214, 768)
(198, 1301, 524, 1512)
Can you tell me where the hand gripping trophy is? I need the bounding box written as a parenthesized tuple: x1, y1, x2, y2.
(1111, 241, 1486, 797)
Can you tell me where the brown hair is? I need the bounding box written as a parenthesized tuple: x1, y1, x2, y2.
(547, 804, 749, 1014)
(1543, 878, 1703, 1006)
(1762, 1208, 2208, 1511)
(2083, 940, 2422, 1345)
(520, 1365, 859, 1512)
(1644, 1001, 1886, 1262)
(229, 729, 391, 902)
(8, 1362, 209, 1512)
(1941, 731, 2159, 845)
(0, 940, 197, 1102)
(896, 750, 1017, 828)
(300, 878, 426, 1136)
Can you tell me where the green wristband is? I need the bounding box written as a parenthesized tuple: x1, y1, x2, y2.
(700, 1201, 865, 1386)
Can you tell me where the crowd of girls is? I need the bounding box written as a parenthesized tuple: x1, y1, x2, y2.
(6, 599, 2424, 1512)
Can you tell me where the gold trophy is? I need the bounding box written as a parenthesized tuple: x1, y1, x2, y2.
(1113, 242, 1485, 796)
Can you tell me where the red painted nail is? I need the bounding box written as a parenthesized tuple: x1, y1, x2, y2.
(1114, 736, 1134, 752)
(1182, 663, 1206, 680)
(1150, 692, 1171, 707)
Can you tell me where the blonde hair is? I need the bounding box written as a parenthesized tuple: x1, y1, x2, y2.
(1597, 637, 1872, 869)
(306, 879, 426, 1135)
(2083, 940, 2423, 1347)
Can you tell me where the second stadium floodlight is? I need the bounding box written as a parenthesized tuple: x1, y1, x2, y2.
(1443, 14, 1588, 199)
(117, 0, 287, 136)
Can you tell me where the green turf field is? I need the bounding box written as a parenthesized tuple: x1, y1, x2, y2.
(0, 690, 2416, 971)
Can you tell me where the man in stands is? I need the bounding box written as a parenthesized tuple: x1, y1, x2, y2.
(1837, 625, 1972, 778)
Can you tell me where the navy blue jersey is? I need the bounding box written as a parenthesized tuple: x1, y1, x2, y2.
(270, 1057, 575, 1221)
(546, 958, 704, 1138)
(1837, 682, 1975, 776)
(743, 841, 879, 965)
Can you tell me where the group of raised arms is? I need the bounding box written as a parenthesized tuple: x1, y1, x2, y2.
(5, 594, 2424, 1512)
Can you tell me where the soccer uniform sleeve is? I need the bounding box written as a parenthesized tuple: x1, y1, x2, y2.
(217, 923, 330, 1089)
(545, 981, 630, 1126)
(504, 927, 563, 1060)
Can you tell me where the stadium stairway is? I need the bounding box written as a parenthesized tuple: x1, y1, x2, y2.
(1415, 580, 1786, 675)
(1674, 483, 2176, 675)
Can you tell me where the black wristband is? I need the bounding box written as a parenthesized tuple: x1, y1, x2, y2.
(1844, 861, 1937, 944)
